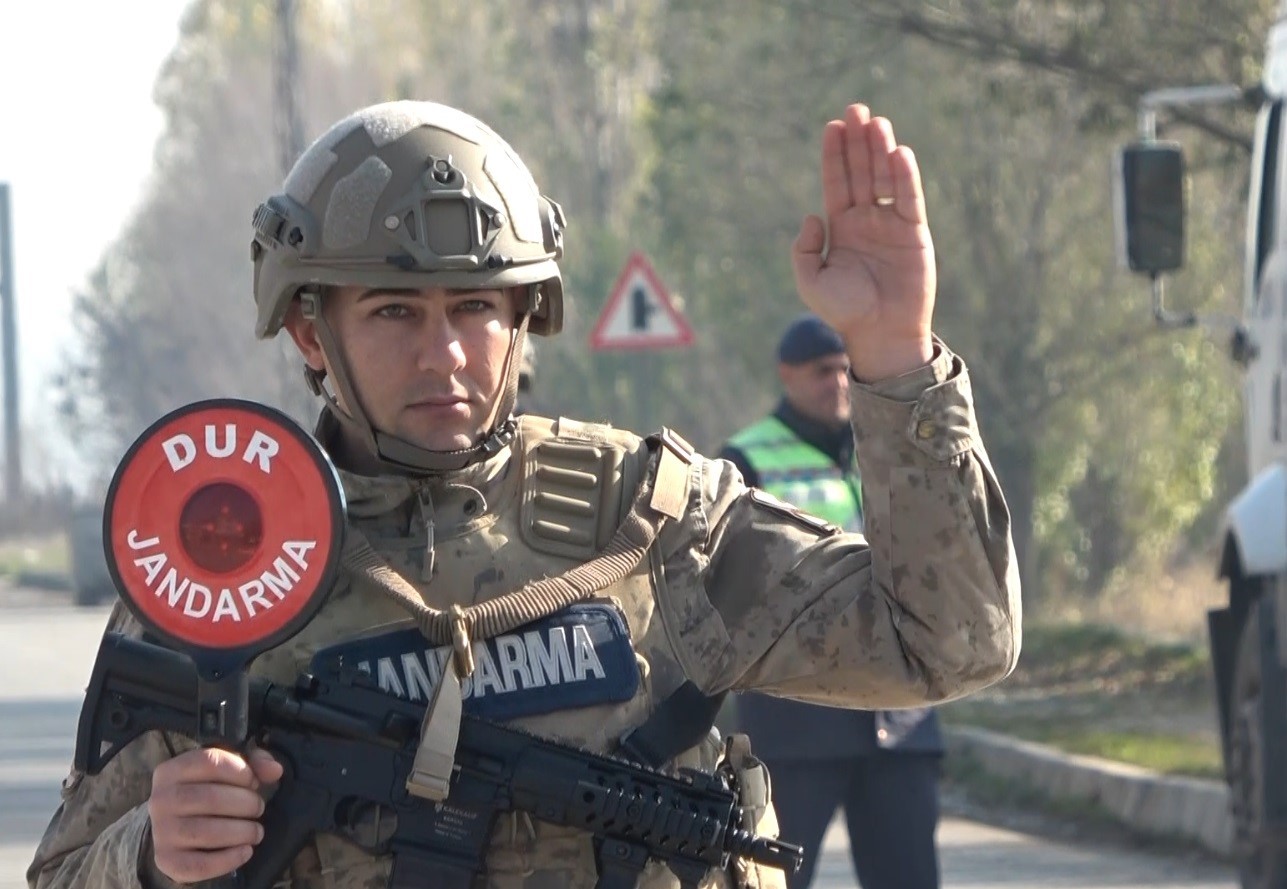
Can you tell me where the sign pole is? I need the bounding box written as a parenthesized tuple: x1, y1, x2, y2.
(0, 184, 20, 502)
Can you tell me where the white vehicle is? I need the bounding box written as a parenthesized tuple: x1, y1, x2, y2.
(1116, 6, 1287, 886)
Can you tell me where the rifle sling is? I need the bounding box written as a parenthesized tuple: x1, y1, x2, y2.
(619, 681, 729, 769)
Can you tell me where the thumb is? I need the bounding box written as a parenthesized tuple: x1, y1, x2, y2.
(791, 215, 826, 294)
(246, 747, 284, 785)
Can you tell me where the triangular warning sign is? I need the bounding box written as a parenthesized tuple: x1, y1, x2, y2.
(590, 252, 695, 351)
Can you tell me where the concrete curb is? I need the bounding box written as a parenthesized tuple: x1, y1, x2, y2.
(945, 726, 1233, 858)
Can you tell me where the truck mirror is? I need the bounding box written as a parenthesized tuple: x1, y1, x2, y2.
(1113, 142, 1185, 274)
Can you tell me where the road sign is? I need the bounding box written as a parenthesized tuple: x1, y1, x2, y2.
(590, 251, 694, 350)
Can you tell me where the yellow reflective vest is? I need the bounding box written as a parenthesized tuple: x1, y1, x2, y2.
(725, 415, 862, 532)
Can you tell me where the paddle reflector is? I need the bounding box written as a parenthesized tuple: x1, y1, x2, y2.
(104, 400, 345, 666)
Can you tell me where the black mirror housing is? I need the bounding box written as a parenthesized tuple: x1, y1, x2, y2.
(1113, 142, 1185, 274)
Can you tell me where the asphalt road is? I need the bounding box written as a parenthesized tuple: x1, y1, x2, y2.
(0, 586, 1239, 889)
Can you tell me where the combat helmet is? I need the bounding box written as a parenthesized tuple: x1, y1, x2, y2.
(250, 100, 566, 473)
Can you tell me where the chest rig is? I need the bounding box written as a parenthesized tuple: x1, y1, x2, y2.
(249, 416, 779, 888)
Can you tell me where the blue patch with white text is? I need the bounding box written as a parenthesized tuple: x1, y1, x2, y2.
(308, 602, 639, 721)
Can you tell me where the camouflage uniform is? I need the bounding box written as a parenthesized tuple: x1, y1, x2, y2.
(29, 337, 1019, 889)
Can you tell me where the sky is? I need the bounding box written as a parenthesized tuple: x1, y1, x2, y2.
(0, 0, 191, 489)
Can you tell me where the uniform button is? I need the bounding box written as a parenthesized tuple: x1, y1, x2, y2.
(916, 420, 937, 439)
(877, 729, 889, 741)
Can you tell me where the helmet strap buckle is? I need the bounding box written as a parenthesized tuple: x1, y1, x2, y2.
(304, 366, 328, 397)
(300, 290, 322, 321)
(480, 420, 517, 456)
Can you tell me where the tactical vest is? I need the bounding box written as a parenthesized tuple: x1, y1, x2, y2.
(727, 416, 862, 532)
(242, 415, 782, 889)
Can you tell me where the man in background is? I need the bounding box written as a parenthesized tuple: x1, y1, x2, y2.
(720, 312, 945, 889)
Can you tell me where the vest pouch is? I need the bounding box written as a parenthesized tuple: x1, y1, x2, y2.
(720, 733, 786, 889)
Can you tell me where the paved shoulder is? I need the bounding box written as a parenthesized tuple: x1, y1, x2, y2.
(809, 814, 1236, 888)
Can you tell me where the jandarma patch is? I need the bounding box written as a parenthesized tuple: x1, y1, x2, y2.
(309, 602, 639, 721)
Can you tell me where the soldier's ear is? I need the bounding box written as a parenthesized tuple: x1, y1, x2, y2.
(282, 298, 327, 372)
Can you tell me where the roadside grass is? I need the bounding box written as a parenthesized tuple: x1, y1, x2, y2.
(941, 621, 1224, 779)
(0, 532, 72, 589)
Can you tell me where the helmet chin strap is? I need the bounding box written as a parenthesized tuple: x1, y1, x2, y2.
(300, 291, 531, 475)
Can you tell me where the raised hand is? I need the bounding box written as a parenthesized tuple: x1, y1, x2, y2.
(791, 104, 936, 381)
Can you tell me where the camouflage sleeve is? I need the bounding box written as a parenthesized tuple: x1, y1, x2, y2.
(27, 605, 189, 889)
(654, 338, 1021, 708)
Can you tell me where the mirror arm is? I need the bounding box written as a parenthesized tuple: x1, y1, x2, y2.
(1138, 85, 1248, 141)
(1151, 273, 1256, 365)
(1150, 274, 1197, 329)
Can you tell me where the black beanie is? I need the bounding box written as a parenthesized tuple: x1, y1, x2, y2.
(777, 313, 845, 364)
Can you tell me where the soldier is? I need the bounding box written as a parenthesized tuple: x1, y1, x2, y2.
(721, 313, 945, 889)
(29, 100, 1021, 889)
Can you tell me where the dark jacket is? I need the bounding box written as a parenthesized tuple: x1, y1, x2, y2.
(719, 398, 944, 760)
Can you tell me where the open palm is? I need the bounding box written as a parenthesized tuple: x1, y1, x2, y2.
(791, 104, 936, 381)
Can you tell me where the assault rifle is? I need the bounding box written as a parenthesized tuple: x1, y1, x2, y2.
(77, 632, 802, 889)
